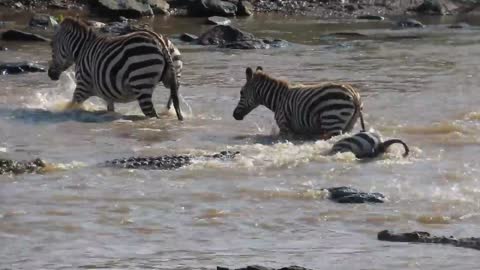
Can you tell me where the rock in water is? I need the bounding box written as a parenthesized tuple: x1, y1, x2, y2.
(356, 15, 385, 20)
(188, 0, 237, 17)
(0, 62, 46, 75)
(29, 13, 58, 29)
(206, 16, 231, 25)
(179, 33, 198, 42)
(197, 25, 255, 45)
(395, 18, 425, 28)
(1, 30, 49, 42)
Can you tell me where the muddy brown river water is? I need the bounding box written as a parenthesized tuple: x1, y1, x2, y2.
(1, 12, 480, 269)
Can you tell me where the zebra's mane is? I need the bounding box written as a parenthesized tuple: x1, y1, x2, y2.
(253, 71, 289, 88)
(60, 17, 92, 34)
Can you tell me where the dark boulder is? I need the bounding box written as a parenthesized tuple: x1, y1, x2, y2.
(0, 62, 46, 75)
(1, 29, 50, 42)
(188, 0, 237, 17)
(395, 18, 425, 29)
(197, 25, 255, 46)
(206, 16, 231, 25)
(414, 0, 458, 15)
(29, 13, 59, 29)
(180, 33, 198, 42)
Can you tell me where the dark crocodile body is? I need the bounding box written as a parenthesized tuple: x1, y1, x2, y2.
(325, 186, 385, 203)
(103, 150, 239, 170)
(0, 158, 46, 174)
(378, 230, 480, 251)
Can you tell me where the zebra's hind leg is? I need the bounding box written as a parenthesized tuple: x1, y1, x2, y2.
(137, 93, 159, 118)
(107, 102, 115, 112)
(166, 96, 172, 110)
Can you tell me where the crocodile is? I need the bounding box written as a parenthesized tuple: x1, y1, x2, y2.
(0, 151, 239, 175)
(378, 230, 480, 251)
(0, 158, 46, 175)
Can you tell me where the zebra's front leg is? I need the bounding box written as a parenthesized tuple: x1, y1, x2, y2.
(275, 112, 293, 138)
(137, 93, 159, 118)
(67, 88, 90, 110)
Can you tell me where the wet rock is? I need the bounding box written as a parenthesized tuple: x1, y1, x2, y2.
(263, 38, 289, 48)
(344, 4, 357, 12)
(197, 25, 255, 46)
(414, 0, 458, 15)
(356, 15, 385, 20)
(47, 0, 68, 9)
(93, 0, 169, 17)
(0, 158, 46, 175)
(221, 39, 269, 49)
(0, 46, 7, 51)
(449, 22, 470, 29)
(104, 150, 239, 170)
(188, 0, 237, 17)
(1, 30, 49, 42)
(29, 13, 59, 29)
(180, 33, 198, 42)
(206, 16, 231, 26)
(395, 18, 425, 29)
(237, 0, 253, 16)
(0, 62, 46, 75)
(325, 186, 385, 203)
(378, 230, 480, 251)
(87, 20, 107, 30)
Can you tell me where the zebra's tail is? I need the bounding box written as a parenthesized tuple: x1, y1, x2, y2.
(343, 84, 365, 132)
(143, 29, 183, 121)
(382, 139, 409, 157)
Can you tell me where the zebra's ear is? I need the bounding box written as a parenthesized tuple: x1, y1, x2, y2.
(246, 67, 253, 81)
(256, 66, 263, 72)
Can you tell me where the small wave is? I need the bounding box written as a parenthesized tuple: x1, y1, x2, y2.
(400, 122, 467, 135)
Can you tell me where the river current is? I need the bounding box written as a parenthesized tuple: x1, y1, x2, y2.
(0, 13, 479, 269)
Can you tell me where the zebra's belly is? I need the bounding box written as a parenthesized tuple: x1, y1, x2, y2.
(92, 86, 137, 103)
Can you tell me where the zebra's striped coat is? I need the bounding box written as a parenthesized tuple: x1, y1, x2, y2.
(233, 67, 365, 139)
(48, 17, 183, 120)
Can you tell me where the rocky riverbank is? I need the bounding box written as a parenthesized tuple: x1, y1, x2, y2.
(0, 0, 478, 18)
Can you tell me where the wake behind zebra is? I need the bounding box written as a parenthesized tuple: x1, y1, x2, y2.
(48, 17, 183, 120)
(233, 66, 365, 140)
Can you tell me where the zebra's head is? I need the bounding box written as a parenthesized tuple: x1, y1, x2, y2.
(48, 18, 88, 81)
(233, 66, 263, 120)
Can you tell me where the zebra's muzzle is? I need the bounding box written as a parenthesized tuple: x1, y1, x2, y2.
(233, 109, 244, 120)
(47, 68, 60, 81)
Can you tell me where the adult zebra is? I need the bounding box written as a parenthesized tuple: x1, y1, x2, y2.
(233, 67, 365, 139)
(48, 17, 183, 120)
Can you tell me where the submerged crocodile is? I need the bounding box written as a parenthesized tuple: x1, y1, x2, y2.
(378, 230, 480, 251)
(0, 151, 239, 175)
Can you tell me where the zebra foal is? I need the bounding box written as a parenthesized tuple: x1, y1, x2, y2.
(330, 131, 409, 159)
(233, 67, 365, 139)
(47, 17, 183, 120)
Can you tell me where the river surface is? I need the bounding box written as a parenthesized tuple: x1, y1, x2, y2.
(1, 12, 480, 269)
